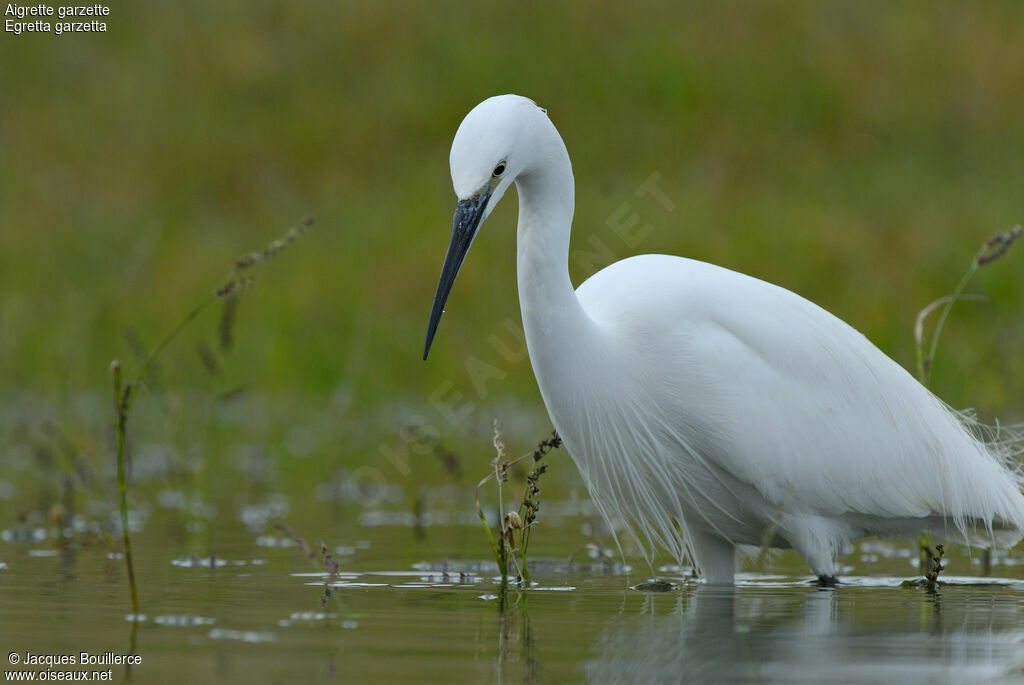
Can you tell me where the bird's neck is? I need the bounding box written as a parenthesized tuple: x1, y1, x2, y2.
(514, 148, 600, 420)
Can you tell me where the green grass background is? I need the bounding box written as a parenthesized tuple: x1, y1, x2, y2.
(2, 0, 1023, 424)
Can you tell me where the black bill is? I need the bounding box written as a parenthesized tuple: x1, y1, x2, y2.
(423, 190, 491, 360)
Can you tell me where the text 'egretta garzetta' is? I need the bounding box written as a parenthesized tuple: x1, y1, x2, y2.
(424, 94, 1024, 585)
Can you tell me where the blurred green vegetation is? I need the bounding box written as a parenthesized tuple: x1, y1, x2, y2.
(1, 0, 1023, 424)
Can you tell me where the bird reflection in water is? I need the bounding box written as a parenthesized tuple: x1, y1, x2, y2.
(580, 583, 1024, 684)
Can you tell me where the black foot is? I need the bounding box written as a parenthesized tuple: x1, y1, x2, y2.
(817, 575, 839, 587)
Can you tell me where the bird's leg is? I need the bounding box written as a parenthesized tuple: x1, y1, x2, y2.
(687, 528, 735, 585)
(781, 516, 843, 586)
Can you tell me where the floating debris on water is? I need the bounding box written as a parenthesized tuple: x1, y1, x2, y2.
(208, 628, 276, 643)
(412, 558, 632, 576)
(256, 535, 300, 549)
(392, 583, 443, 589)
(124, 613, 147, 623)
(238, 495, 290, 532)
(290, 571, 360, 580)
(171, 555, 229, 569)
(1, 520, 106, 543)
(424, 572, 481, 584)
(413, 560, 497, 573)
(290, 611, 336, 621)
(2, 527, 49, 544)
(154, 615, 215, 627)
(478, 594, 500, 601)
(168, 556, 264, 568)
(320, 581, 388, 588)
(278, 611, 337, 627)
(27, 549, 59, 558)
(632, 579, 679, 592)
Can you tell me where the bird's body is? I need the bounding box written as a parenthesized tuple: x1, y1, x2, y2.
(559, 254, 1024, 581)
(425, 94, 1024, 584)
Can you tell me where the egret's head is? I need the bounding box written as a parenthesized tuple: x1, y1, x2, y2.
(423, 95, 546, 360)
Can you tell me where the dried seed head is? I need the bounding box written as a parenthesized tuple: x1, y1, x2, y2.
(223, 217, 315, 291)
(235, 252, 263, 270)
(215, 276, 254, 299)
(504, 511, 523, 531)
(492, 418, 507, 462)
(977, 225, 1023, 266)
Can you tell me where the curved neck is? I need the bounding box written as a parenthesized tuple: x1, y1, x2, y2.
(514, 135, 598, 415)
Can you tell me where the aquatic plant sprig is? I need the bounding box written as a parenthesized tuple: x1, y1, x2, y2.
(475, 422, 561, 586)
(923, 543, 946, 592)
(914, 224, 1022, 385)
(108, 217, 314, 618)
(272, 522, 345, 611)
(904, 541, 946, 592)
(515, 432, 560, 584)
(475, 421, 510, 581)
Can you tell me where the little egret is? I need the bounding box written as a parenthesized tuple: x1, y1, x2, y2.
(423, 94, 1024, 585)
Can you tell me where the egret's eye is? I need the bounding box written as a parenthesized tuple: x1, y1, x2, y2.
(493, 162, 506, 177)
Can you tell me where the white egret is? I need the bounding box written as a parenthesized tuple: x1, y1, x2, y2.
(423, 94, 1024, 585)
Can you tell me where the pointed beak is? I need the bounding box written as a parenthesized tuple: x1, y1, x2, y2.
(423, 190, 491, 360)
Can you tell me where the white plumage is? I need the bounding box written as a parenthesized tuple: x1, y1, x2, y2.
(424, 94, 1024, 584)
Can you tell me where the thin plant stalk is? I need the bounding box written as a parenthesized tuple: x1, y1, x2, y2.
(138, 298, 214, 387)
(496, 461, 505, 554)
(110, 360, 139, 616)
(474, 449, 524, 581)
(519, 529, 532, 585)
(915, 226, 1022, 385)
(475, 473, 504, 575)
(916, 263, 976, 385)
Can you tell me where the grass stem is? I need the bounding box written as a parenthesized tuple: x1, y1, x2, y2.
(110, 360, 139, 616)
(915, 225, 1022, 386)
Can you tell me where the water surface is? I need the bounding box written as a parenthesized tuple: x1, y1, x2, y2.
(2, 397, 1024, 683)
